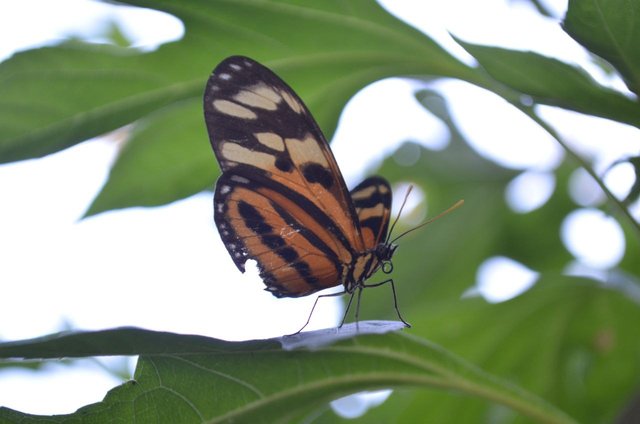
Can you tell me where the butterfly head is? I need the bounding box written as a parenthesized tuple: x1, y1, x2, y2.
(376, 242, 398, 274)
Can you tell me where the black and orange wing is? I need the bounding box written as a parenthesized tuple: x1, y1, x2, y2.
(350, 176, 392, 250)
(204, 56, 365, 297)
(214, 172, 345, 297)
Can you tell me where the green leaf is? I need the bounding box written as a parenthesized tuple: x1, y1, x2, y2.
(84, 99, 215, 216)
(455, 39, 640, 128)
(622, 156, 640, 205)
(0, 43, 198, 163)
(0, 0, 477, 214)
(0, 325, 575, 424)
(306, 277, 640, 424)
(417, 276, 640, 424)
(563, 0, 640, 95)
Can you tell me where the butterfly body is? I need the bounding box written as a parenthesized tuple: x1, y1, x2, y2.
(205, 56, 408, 328)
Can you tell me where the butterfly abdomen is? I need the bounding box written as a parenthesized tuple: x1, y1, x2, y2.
(343, 251, 378, 292)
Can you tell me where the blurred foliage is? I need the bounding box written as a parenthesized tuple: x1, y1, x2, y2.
(564, 0, 640, 96)
(0, 0, 639, 423)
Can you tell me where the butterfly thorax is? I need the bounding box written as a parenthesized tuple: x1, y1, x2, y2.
(342, 242, 397, 293)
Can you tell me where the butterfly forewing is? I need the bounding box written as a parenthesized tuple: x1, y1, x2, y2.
(204, 57, 364, 256)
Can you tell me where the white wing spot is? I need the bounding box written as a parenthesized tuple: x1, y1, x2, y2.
(280, 228, 300, 239)
(252, 84, 282, 104)
(229, 174, 251, 184)
(255, 132, 285, 151)
(234, 89, 278, 111)
(222, 142, 276, 170)
(280, 89, 303, 114)
(229, 63, 242, 71)
(351, 186, 377, 200)
(219, 73, 232, 80)
(285, 134, 329, 168)
(213, 100, 257, 120)
(357, 204, 384, 221)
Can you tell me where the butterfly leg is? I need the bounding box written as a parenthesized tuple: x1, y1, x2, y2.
(363, 279, 411, 328)
(354, 286, 364, 332)
(288, 289, 347, 336)
(339, 289, 357, 328)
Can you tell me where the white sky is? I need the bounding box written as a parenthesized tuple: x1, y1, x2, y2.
(1, 0, 639, 417)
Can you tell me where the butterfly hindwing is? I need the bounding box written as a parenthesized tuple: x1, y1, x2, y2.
(214, 172, 343, 297)
(350, 176, 392, 250)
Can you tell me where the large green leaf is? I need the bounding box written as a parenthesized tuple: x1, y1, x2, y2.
(0, 0, 477, 215)
(84, 99, 215, 215)
(0, 326, 575, 423)
(310, 277, 640, 424)
(563, 0, 640, 95)
(0, 43, 198, 163)
(418, 277, 640, 424)
(455, 40, 640, 128)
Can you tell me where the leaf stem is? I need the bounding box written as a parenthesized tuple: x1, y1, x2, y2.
(459, 66, 640, 241)
(521, 105, 640, 240)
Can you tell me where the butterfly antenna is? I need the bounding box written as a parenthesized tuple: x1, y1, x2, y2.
(385, 185, 414, 243)
(390, 199, 464, 244)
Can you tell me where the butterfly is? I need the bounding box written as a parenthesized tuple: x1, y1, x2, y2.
(203, 56, 411, 333)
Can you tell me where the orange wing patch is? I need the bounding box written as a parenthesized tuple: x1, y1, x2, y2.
(215, 173, 343, 297)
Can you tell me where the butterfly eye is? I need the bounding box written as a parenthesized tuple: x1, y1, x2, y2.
(376, 243, 397, 261)
(382, 261, 394, 274)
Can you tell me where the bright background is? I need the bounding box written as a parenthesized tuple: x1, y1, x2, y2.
(0, 0, 638, 417)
